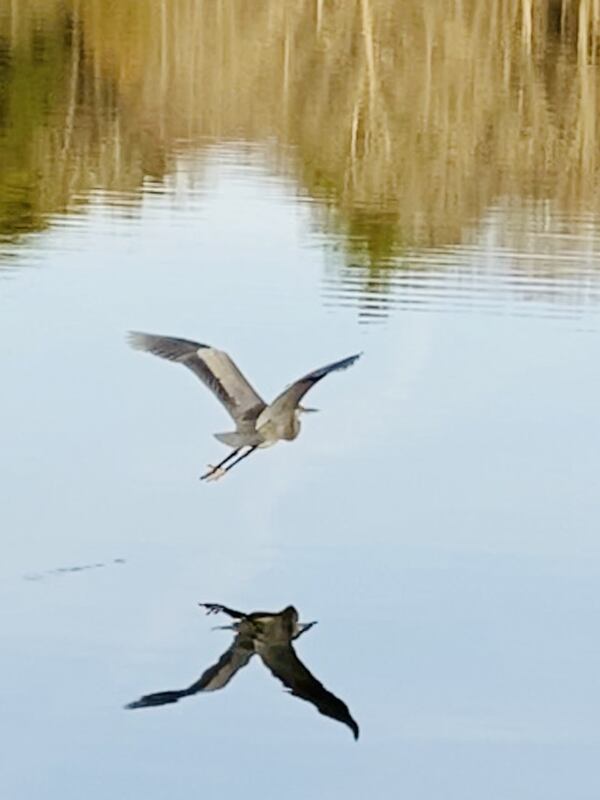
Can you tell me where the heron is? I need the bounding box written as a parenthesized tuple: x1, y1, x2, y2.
(126, 603, 359, 739)
(128, 332, 361, 480)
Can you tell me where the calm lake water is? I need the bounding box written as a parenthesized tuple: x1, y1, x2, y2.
(2, 3, 600, 799)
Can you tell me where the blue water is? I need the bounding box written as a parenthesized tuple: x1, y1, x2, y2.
(2, 149, 600, 799)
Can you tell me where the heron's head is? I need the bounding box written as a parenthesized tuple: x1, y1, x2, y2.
(280, 607, 318, 637)
(282, 605, 299, 621)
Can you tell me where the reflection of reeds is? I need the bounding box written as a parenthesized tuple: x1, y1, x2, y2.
(75, 0, 600, 250)
(0, 0, 159, 240)
(2, 0, 600, 265)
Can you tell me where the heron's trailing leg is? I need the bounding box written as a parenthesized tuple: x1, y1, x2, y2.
(221, 445, 258, 476)
(200, 603, 246, 619)
(200, 448, 241, 481)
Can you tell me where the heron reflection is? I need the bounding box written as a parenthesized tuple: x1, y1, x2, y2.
(126, 603, 359, 739)
(128, 332, 361, 480)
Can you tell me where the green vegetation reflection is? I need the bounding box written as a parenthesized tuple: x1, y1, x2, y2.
(1, 0, 600, 272)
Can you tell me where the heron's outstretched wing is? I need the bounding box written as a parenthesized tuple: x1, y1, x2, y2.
(258, 353, 361, 424)
(258, 643, 359, 739)
(128, 332, 266, 426)
(125, 633, 255, 709)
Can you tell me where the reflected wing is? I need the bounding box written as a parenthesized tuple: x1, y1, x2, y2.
(261, 353, 361, 422)
(259, 643, 359, 739)
(128, 332, 266, 425)
(125, 633, 255, 709)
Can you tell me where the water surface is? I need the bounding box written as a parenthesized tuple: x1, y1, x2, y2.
(2, 3, 600, 799)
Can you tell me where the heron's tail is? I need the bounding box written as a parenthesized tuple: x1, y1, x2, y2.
(214, 431, 256, 448)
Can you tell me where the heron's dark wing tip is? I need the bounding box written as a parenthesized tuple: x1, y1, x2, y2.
(334, 352, 362, 367)
(126, 332, 211, 360)
(124, 689, 185, 709)
(332, 351, 361, 369)
(346, 352, 362, 367)
(127, 331, 170, 354)
(298, 352, 360, 382)
(127, 330, 148, 350)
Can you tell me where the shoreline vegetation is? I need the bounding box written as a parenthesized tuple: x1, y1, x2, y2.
(1, 1, 600, 279)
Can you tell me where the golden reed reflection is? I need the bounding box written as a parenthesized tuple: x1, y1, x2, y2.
(1, 0, 600, 273)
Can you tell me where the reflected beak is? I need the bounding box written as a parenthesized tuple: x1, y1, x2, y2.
(299, 406, 319, 413)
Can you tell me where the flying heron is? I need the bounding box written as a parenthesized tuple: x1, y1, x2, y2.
(126, 603, 359, 739)
(128, 332, 361, 480)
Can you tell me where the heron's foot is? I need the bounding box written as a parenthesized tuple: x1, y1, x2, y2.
(200, 464, 227, 482)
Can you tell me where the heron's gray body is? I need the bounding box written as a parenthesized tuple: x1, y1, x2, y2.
(128, 332, 361, 479)
(126, 604, 359, 739)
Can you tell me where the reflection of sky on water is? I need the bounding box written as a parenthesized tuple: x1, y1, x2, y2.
(2, 151, 600, 799)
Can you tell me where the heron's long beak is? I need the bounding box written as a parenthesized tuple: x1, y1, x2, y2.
(294, 621, 318, 639)
(299, 406, 319, 413)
